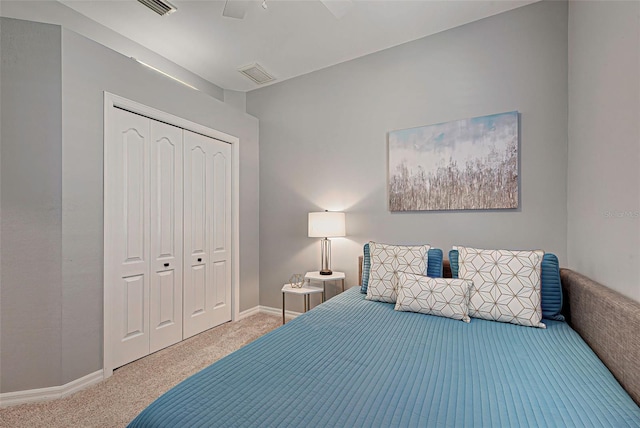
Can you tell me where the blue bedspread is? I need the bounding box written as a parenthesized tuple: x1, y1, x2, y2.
(130, 288, 640, 427)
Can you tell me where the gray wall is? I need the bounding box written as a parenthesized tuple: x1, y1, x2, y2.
(248, 1, 569, 310)
(0, 18, 63, 393)
(0, 17, 260, 392)
(0, 0, 225, 101)
(224, 89, 247, 113)
(567, 1, 640, 302)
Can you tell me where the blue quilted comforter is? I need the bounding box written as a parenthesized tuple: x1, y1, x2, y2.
(130, 288, 640, 427)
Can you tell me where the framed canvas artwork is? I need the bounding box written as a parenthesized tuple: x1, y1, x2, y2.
(388, 111, 519, 211)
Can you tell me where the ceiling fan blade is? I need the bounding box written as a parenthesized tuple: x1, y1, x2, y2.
(223, 0, 249, 19)
(319, 0, 353, 19)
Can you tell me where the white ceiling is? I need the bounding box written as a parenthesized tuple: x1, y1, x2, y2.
(58, 0, 537, 92)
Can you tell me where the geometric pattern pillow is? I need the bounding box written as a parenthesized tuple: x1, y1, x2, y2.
(450, 249, 564, 321)
(366, 242, 430, 303)
(457, 246, 546, 328)
(395, 272, 471, 323)
(362, 246, 444, 294)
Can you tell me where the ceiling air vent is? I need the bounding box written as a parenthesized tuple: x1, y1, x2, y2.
(137, 0, 177, 16)
(238, 63, 276, 85)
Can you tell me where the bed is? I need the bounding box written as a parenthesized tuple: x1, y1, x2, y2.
(129, 259, 640, 427)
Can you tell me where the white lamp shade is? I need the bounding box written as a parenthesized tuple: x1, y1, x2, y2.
(308, 212, 345, 238)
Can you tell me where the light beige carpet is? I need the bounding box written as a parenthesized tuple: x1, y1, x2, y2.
(0, 313, 281, 428)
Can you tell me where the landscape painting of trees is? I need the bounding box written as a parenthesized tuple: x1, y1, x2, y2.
(388, 111, 519, 211)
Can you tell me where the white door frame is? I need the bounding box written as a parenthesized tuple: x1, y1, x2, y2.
(103, 92, 241, 378)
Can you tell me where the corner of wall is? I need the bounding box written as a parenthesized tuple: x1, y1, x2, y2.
(223, 89, 247, 113)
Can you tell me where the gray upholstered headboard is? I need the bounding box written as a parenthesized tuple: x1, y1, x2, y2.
(560, 269, 640, 406)
(358, 256, 640, 405)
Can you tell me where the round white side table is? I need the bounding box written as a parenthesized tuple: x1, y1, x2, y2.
(281, 283, 324, 324)
(304, 271, 345, 297)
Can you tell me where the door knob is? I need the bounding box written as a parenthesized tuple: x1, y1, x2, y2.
(197, 258, 202, 262)
(164, 263, 170, 267)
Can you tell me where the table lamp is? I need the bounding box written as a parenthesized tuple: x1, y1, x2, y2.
(308, 211, 345, 275)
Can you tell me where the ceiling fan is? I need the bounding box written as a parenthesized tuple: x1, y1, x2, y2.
(222, 0, 353, 20)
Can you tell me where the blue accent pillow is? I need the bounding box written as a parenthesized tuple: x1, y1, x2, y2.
(449, 249, 460, 280)
(448, 249, 564, 320)
(361, 244, 443, 294)
(361, 243, 371, 294)
(426, 248, 444, 278)
(540, 254, 564, 321)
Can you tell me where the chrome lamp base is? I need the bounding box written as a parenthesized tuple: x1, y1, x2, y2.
(319, 237, 332, 275)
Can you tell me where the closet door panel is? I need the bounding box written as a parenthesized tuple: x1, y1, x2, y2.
(108, 108, 151, 369)
(210, 142, 232, 326)
(188, 146, 207, 259)
(150, 121, 183, 353)
(157, 271, 177, 322)
(212, 261, 228, 312)
(183, 131, 212, 338)
(122, 275, 145, 336)
(191, 264, 207, 313)
(183, 131, 232, 336)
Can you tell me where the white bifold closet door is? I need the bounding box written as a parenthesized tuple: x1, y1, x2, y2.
(108, 109, 151, 369)
(108, 108, 184, 369)
(149, 120, 184, 354)
(107, 107, 231, 370)
(183, 130, 232, 339)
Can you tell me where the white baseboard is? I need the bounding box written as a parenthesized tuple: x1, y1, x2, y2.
(259, 305, 302, 319)
(237, 305, 302, 320)
(0, 369, 104, 408)
(237, 305, 261, 320)
(1, 306, 303, 408)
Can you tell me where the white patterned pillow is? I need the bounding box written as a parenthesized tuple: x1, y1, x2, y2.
(366, 242, 430, 303)
(457, 246, 545, 328)
(395, 272, 471, 323)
